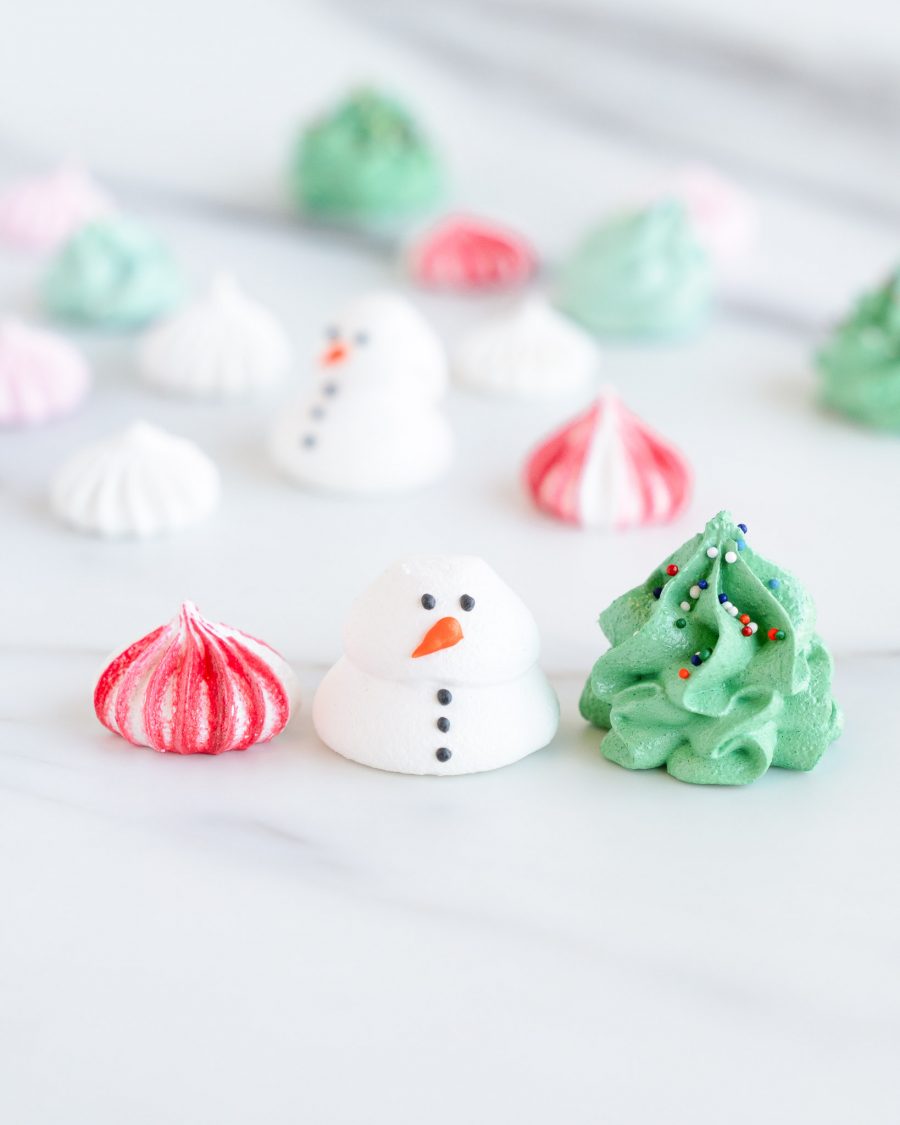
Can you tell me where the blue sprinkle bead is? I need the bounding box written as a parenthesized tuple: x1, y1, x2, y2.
(738, 523, 748, 533)
(698, 580, 709, 590)
(690, 654, 702, 666)
(737, 539, 746, 551)
(768, 578, 780, 590)
(652, 586, 663, 599)
(718, 593, 729, 604)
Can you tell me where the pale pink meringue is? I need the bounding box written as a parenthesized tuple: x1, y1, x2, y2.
(524, 389, 691, 530)
(407, 214, 536, 291)
(658, 164, 758, 266)
(0, 164, 115, 254)
(0, 318, 90, 427)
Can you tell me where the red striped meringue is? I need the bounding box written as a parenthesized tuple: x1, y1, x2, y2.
(94, 602, 294, 755)
(407, 214, 536, 291)
(0, 318, 90, 427)
(0, 164, 114, 254)
(524, 390, 691, 530)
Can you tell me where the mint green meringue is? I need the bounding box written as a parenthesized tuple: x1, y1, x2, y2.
(557, 200, 712, 339)
(580, 511, 842, 786)
(291, 88, 444, 221)
(817, 269, 900, 430)
(43, 218, 184, 329)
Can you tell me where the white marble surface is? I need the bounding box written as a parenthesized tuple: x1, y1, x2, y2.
(1, 2, 899, 1122)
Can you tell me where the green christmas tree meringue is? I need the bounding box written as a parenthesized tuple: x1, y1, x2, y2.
(580, 511, 842, 785)
(557, 199, 712, 340)
(291, 88, 444, 222)
(817, 269, 900, 431)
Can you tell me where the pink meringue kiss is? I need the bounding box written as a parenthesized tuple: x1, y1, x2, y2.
(0, 318, 90, 427)
(407, 214, 536, 291)
(0, 164, 114, 254)
(524, 390, 691, 530)
(94, 602, 295, 755)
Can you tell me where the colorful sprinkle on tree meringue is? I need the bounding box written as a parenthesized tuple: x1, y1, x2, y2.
(94, 602, 294, 755)
(524, 389, 691, 529)
(407, 214, 536, 291)
(580, 511, 842, 785)
(0, 318, 90, 427)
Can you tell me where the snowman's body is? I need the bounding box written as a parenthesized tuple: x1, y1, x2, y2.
(271, 291, 453, 495)
(313, 555, 560, 776)
(314, 657, 558, 775)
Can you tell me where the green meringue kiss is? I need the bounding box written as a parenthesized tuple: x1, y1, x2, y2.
(43, 217, 184, 330)
(557, 200, 712, 340)
(580, 511, 842, 786)
(291, 88, 444, 222)
(817, 268, 900, 431)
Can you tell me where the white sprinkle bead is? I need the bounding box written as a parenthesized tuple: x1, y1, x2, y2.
(725, 550, 738, 564)
(680, 601, 691, 612)
(728, 606, 739, 617)
(690, 585, 701, 599)
(722, 600, 732, 610)
(707, 547, 719, 558)
(748, 622, 759, 634)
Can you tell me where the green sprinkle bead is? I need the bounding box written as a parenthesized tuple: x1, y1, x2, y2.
(700, 648, 712, 660)
(675, 618, 687, 629)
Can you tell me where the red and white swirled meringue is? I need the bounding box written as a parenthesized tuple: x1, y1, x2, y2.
(524, 389, 691, 530)
(94, 601, 295, 755)
(0, 318, 90, 427)
(407, 214, 536, 291)
(0, 164, 114, 254)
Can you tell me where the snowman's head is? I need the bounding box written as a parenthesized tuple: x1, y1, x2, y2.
(316, 291, 447, 399)
(342, 555, 541, 685)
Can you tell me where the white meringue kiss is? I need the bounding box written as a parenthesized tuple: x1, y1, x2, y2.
(138, 275, 291, 399)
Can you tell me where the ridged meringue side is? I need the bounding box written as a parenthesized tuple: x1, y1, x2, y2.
(524, 390, 691, 530)
(42, 217, 184, 329)
(0, 164, 114, 253)
(0, 318, 90, 427)
(94, 601, 294, 755)
(51, 421, 219, 538)
(138, 275, 291, 399)
(454, 297, 597, 398)
(557, 200, 712, 339)
(407, 214, 536, 290)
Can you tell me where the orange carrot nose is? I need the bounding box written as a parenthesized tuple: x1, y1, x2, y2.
(412, 616, 463, 659)
(321, 342, 348, 366)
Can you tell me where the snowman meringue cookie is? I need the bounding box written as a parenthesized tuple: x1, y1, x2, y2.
(95, 601, 295, 755)
(271, 290, 453, 495)
(0, 163, 114, 254)
(524, 389, 691, 530)
(0, 318, 90, 427)
(42, 216, 184, 329)
(138, 275, 291, 399)
(51, 421, 219, 538)
(314, 556, 559, 775)
(455, 297, 598, 399)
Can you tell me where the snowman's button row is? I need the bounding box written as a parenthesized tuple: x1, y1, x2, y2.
(436, 689, 453, 762)
(300, 383, 340, 448)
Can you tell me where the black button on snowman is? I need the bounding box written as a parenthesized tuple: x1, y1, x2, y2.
(312, 556, 560, 776)
(270, 291, 454, 496)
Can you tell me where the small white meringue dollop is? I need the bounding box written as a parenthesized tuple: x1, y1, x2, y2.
(454, 297, 598, 399)
(51, 421, 220, 538)
(138, 275, 291, 399)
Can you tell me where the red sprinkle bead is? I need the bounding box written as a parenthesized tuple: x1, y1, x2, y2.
(739, 614, 750, 625)
(678, 668, 690, 679)
(666, 565, 679, 576)
(741, 626, 753, 636)
(768, 628, 778, 641)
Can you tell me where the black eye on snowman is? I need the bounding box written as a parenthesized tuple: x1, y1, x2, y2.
(459, 595, 475, 612)
(325, 325, 340, 341)
(354, 331, 369, 346)
(421, 594, 436, 610)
